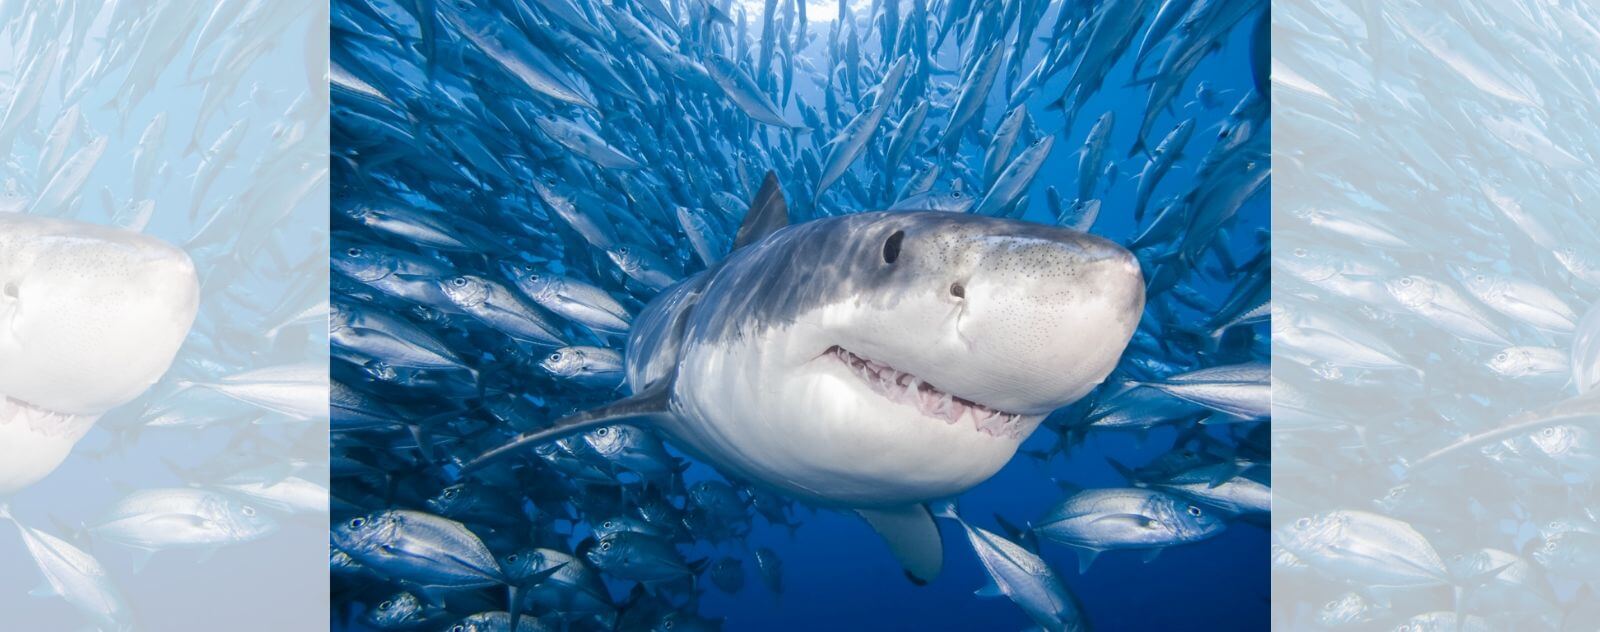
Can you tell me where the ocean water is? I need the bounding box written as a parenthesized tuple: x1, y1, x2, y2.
(331, 0, 1269, 630)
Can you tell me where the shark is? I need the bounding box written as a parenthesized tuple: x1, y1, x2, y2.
(0, 214, 200, 495)
(471, 173, 1144, 583)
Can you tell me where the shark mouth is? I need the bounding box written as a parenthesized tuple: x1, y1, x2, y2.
(0, 395, 99, 440)
(826, 346, 1025, 439)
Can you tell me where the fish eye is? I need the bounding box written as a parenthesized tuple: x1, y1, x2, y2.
(2, 282, 16, 299)
(664, 621, 674, 630)
(951, 191, 962, 198)
(1325, 600, 1337, 609)
(378, 600, 393, 610)
(1399, 277, 1413, 286)
(452, 277, 467, 287)
(242, 506, 257, 517)
(883, 230, 905, 264)
(604, 521, 615, 528)
(507, 554, 519, 562)
(549, 353, 562, 361)
(1494, 352, 1507, 362)
(1295, 517, 1310, 529)
(1292, 248, 1307, 257)
(949, 283, 965, 298)
(451, 626, 465, 632)
(1475, 274, 1485, 282)
(444, 488, 458, 498)
(350, 517, 366, 528)
(1187, 506, 1202, 517)
(600, 541, 612, 550)
(346, 248, 362, 257)
(598, 428, 610, 436)
(1543, 427, 1556, 437)
(618, 246, 630, 255)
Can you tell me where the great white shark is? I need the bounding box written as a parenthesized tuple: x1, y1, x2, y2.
(0, 214, 200, 495)
(472, 173, 1144, 582)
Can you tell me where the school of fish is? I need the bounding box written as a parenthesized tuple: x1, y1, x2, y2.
(0, 2, 330, 631)
(1275, 0, 1600, 629)
(329, 0, 1268, 630)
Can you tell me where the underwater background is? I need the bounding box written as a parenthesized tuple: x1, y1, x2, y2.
(0, 2, 330, 631)
(331, 0, 1268, 629)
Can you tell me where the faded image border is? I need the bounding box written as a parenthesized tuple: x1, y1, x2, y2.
(1275, 0, 1600, 629)
(0, 1, 329, 630)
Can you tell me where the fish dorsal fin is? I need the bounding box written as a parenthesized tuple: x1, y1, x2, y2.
(857, 504, 943, 585)
(733, 171, 788, 250)
(464, 378, 674, 471)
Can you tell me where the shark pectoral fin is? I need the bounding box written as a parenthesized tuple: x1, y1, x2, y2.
(732, 171, 789, 250)
(857, 504, 943, 585)
(464, 379, 673, 472)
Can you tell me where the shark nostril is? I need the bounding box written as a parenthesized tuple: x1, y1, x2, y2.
(949, 282, 965, 299)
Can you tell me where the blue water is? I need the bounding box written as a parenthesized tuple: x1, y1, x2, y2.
(331, 0, 1269, 629)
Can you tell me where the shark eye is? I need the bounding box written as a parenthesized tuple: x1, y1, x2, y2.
(883, 230, 905, 264)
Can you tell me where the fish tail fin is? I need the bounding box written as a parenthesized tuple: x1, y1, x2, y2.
(1127, 137, 1148, 159)
(506, 585, 524, 632)
(1105, 457, 1139, 483)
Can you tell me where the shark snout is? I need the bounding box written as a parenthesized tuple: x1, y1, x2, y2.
(0, 223, 200, 415)
(951, 232, 1145, 413)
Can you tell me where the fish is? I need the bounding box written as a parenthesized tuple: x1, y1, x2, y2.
(0, 504, 130, 631)
(1033, 485, 1224, 571)
(469, 174, 1144, 583)
(91, 488, 278, 562)
(933, 502, 1089, 631)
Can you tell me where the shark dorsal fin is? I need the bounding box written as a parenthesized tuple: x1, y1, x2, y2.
(733, 171, 789, 250)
